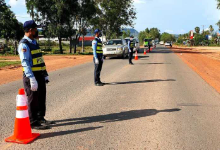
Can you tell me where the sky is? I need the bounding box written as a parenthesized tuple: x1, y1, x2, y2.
(5, 0, 220, 34)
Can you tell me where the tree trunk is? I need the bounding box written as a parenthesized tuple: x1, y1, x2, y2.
(82, 35, 84, 53)
(74, 35, 78, 54)
(14, 41, 18, 55)
(69, 37, 72, 54)
(58, 36, 63, 54)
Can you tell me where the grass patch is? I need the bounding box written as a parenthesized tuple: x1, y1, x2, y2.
(0, 61, 21, 68)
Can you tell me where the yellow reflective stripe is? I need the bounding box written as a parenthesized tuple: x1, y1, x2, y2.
(32, 57, 45, 65)
(96, 51, 103, 53)
(97, 47, 102, 50)
(31, 49, 41, 55)
(22, 66, 46, 71)
(32, 66, 46, 71)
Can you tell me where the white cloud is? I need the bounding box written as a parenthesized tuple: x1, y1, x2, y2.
(164, 29, 174, 33)
(133, 0, 147, 4)
(8, 0, 25, 7)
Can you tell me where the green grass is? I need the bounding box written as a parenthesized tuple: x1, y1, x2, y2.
(41, 45, 93, 55)
(0, 61, 21, 68)
(0, 58, 8, 60)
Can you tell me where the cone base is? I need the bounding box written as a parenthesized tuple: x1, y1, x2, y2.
(5, 133, 40, 144)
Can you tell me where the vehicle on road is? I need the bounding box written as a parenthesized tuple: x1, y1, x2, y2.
(160, 41, 164, 45)
(103, 39, 129, 58)
(165, 41, 172, 47)
(125, 37, 140, 53)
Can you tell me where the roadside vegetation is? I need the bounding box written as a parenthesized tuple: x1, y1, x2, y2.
(0, 0, 136, 55)
(0, 61, 20, 68)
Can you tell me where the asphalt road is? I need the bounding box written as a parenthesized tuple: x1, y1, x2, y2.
(1, 46, 220, 150)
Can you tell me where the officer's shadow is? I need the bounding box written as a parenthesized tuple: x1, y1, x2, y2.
(40, 108, 181, 139)
(105, 79, 176, 85)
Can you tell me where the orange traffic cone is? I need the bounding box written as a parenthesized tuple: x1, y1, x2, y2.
(135, 51, 138, 60)
(144, 49, 147, 55)
(5, 89, 40, 144)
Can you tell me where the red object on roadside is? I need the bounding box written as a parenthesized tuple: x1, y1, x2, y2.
(5, 89, 40, 144)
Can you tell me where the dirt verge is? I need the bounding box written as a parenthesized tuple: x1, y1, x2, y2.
(171, 46, 220, 94)
(0, 55, 93, 85)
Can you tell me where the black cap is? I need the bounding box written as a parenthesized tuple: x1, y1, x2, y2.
(130, 35, 134, 38)
(23, 20, 41, 30)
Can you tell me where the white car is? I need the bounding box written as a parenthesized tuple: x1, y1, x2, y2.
(103, 39, 129, 58)
(159, 41, 164, 45)
(165, 41, 172, 47)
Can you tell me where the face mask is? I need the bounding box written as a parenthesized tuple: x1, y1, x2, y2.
(33, 30, 39, 38)
(130, 38, 133, 41)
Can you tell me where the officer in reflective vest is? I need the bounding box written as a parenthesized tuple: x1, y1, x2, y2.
(92, 29, 105, 86)
(18, 20, 54, 130)
(128, 35, 136, 65)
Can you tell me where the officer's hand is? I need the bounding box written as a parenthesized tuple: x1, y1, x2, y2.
(45, 76, 50, 84)
(30, 77, 38, 91)
(95, 58, 99, 64)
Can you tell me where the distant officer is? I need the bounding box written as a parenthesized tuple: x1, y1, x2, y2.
(92, 29, 105, 86)
(18, 20, 54, 130)
(128, 35, 136, 65)
(148, 40, 151, 52)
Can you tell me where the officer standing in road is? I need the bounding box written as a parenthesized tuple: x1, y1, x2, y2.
(18, 20, 54, 130)
(92, 29, 105, 86)
(128, 35, 136, 65)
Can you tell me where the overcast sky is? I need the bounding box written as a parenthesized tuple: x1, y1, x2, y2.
(5, 0, 220, 34)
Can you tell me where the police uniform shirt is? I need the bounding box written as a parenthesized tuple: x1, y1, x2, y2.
(128, 40, 136, 52)
(92, 37, 103, 58)
(18, 36, 37, 78)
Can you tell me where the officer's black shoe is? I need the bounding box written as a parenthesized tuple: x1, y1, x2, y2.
(129, 62, 134, 65)
(99, 81, 105, 85)
(31, 122, 51, 130)
(95, 83, 104, 86)
(39, 118, 56, 125)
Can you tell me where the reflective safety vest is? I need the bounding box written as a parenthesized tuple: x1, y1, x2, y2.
(144, 41, 148, 46)
(20, 39, 46, 72)
(130, 40, 135, 48)
(96, 39, 103, 54)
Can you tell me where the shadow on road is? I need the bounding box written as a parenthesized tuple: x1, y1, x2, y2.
(40, 126, 103, 139)
(135, 63, 171, 65)
(52, 108, 181, 128)
(105, 79, 176, 85)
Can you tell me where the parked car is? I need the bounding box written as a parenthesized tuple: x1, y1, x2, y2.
(165, 41, 172, 47)
(103, 39, 129, 58)
(125, 37, 140, 53)
(159, 41, 164, 45)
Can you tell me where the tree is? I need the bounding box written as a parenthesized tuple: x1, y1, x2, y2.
(122, 30, 131, 39)
(160, 32, 175, 42)
(149, 28, 160, 39)
(72, 0, 96, 54)
(91, 0, 136, 39)
(195, 27, 200, 34)
(0, 0, 24, 54)
(209, 25, 214, 35)
(26, 0, 79, 54)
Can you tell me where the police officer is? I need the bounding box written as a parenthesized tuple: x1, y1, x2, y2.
(128, 35, 136, 65)
(18, 20, 54, 130)
(92, 29, 105, 86)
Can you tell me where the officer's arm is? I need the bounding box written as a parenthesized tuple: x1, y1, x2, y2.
(92, 40, 98, 58)
(128, 41, 130, 50)
(18, 43, 34, 78)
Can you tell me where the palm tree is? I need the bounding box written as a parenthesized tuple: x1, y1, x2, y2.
(217, 0, 220, 9)
(216, 20, 220, 30)
(209, 25, 214, 35)
(195, 27, 200, 34)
